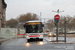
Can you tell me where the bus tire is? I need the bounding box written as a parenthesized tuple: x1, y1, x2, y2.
(27, 39, 30, 42)
(40, 39, 43, 41)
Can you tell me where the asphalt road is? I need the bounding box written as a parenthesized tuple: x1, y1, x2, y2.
(0, 37, 75, 50)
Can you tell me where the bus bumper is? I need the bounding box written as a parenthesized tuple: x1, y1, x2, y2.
(25, 35, 43, 40)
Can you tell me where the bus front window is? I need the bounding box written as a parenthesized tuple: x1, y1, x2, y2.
(26, 24, 43, 33)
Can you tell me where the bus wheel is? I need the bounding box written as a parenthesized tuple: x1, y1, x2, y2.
(40, 39, 43, 41)
(27, 39, 30, 42)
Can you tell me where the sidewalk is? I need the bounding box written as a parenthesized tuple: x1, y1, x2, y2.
(0, 37, 15, 45)
(0, 38, 9, 45)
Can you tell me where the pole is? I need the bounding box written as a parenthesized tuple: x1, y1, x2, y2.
(41, 18, 49, 32)
(64, 21, 66, 43)
(52, 9, 64, 42)
(44, 19, 45, 30)
(40, 12, 41, 21)
(56, 21, 58, 42)
(15, 28, 17, 39)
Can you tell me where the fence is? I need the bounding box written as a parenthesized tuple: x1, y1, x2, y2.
(0, 28, 25, 38)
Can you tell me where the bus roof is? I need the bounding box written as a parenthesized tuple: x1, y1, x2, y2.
(26, 20, 41, 23)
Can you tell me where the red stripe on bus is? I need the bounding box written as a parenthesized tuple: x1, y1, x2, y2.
(29, 35, 40, 37)
(17, 34, 26, 35)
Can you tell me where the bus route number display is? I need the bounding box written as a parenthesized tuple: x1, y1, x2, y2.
(27, 22, 40, 25)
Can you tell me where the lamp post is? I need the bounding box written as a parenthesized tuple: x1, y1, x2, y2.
(40, 12, 41, 21)
(41, 18, 49, 32)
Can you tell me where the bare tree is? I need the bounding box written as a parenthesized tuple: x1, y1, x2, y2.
(17, 13, 39, 23)
(47, 15, 75, 31)
(6, 18, 18, 28)
(46, 19, 55, 31)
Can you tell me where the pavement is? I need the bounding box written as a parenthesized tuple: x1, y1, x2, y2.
(0, 37, 75, 50)
(0, 37, 15, 45)
(0, 33, 17, 45)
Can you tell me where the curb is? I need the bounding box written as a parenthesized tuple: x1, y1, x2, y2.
(0, 37, 15, 45)
(0, 39, 9, 45)
(52, 42, 74, 44)
(50, 40, 75, 44)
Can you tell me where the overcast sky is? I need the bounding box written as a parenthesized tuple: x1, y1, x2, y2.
(5, 0, 75, 20)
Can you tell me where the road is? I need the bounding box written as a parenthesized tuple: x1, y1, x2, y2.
(0, 37, 75, 50)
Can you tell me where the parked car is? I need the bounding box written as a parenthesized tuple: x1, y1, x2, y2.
(48, 32, 56, 37)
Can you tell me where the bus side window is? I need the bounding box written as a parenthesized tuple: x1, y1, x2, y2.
(23, 24, 26, 28)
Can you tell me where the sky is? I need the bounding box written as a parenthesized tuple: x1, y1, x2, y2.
(5, 0, 75, 20)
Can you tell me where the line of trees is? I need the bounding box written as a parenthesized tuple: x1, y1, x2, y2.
(47, 15, 75, 31)
(6, 13, 75, 31)
(6, 13, 39, 28)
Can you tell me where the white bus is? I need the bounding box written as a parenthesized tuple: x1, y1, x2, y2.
(23, 20, 44, 42)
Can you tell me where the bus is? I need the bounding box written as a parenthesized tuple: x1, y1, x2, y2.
(23, 20, 44, 42)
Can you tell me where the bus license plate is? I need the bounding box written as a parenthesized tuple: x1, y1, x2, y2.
(32, 37, 36, 38)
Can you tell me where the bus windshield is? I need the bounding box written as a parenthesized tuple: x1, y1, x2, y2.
(26, 22, 43, 33)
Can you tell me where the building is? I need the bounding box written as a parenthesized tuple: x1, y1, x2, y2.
(0, 0, 7, 31)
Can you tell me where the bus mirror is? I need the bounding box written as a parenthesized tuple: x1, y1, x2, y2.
(42, 24, 44, 27)
(23, 25, 25, 28)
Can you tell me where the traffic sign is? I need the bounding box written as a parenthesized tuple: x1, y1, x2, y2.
(54, 15, 60, 20)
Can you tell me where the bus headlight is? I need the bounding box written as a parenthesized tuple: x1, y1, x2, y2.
(49, 33, 52, 36)
(54, 34, 56, 35)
